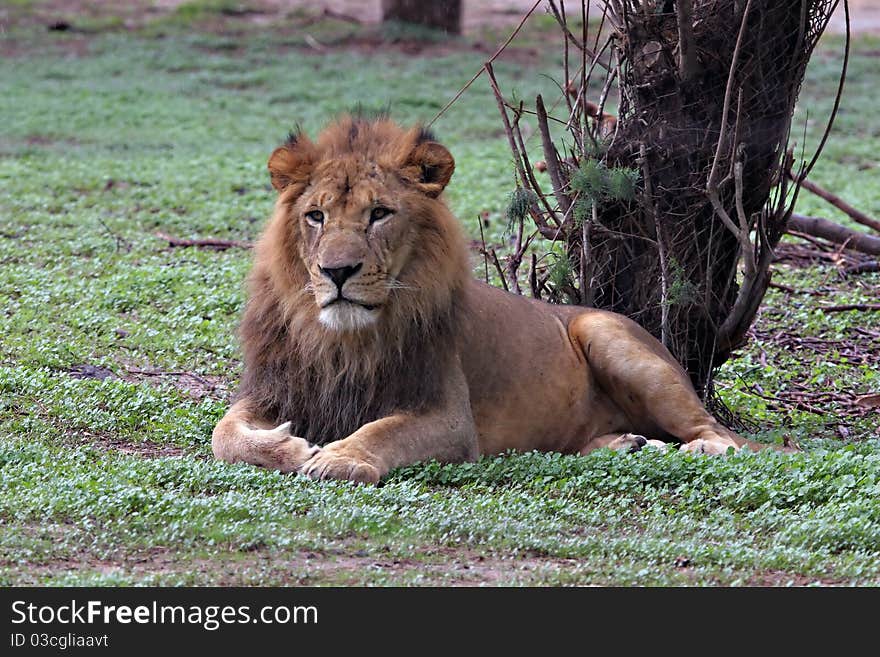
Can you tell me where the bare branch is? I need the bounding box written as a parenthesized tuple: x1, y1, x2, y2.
(733, 161, 756, 275)
(536, 94, 572, 217)
(546, 0, 610, 70)
(706, 190, 742, 239)
(792, 174, 880, 234)
(675, 0, 699, 81)
(505, 195, 527, 295)
(99, 218, 132, 252)
(716, 246, 774, 354)
(529, 253, 541, 299)
(640, 143, 669, 348)
(484, 64, 542, 216)
(477, 215, 490, 284)
(428, 0, 544, 128)
(580, 205, 597, 307)
(801, 0, 850, 179)
(488, 248, 509, 292)
(845, 260, 879, 275)
(706, 0, 753, 194)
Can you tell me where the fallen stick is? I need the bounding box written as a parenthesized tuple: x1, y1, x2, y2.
(845, 260, 879, 275)
(787, 214, 880, 256)
(786, 229, 834, 251)
(792, 175, 880, 234)
(155, 232, 251, 251)
(820, 304, 880, 313)
(768, 281, 825, 296)
(127, 368, 208, 381)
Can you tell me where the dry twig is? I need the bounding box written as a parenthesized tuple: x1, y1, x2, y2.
(154, 232, 251, 251)
(428, 0, 543, 128)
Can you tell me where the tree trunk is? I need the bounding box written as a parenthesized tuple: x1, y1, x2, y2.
(381, 0, 462, 34)
(592, 1, 836, 395)
(491, 1, 842, 401)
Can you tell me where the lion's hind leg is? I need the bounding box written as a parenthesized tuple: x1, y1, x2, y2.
(212, 399, 319, 473)
(569, 312, 753, 455)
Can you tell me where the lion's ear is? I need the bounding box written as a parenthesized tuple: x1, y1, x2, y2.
(402, 137, 455, 198)
(268, 132, 316, 193)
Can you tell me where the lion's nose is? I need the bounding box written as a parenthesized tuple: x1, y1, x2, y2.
(319, 263, 362, 288)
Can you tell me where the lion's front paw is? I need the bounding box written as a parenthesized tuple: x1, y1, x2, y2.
(251, 422, 320, 473)
(680, 437, 739, 455)
(299, 446, 381, 484)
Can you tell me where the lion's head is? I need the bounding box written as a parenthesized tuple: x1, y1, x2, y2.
(236, 115, 471, 443)
(260, 114, 468, 333)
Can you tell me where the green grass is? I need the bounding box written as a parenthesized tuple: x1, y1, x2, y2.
(1, 8, 878, 585)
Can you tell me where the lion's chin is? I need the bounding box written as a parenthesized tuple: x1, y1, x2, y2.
(318, 302, 379, 332)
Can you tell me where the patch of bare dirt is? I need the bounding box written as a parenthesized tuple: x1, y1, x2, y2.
(10, 540, 856, 586)
(7, 542, 598, 586)
(669, 558, 848, 586)
(70, 431, 191, 458)
(63, 360, 230, 401)
(120, 367, 230, 401)
(745, 570, 846, 587)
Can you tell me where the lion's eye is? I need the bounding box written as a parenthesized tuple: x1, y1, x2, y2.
(305, 210, 324, 226)
(370, 207, 393, 224)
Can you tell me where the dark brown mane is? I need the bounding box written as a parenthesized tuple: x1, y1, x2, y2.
(234, 116, 470, 445)
(236, 281, 460, 444)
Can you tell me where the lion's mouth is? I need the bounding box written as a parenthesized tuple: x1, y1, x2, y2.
(318, 297, 381, 331)
(323, 297, 380, 312)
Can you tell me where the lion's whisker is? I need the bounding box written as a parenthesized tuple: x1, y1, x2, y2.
(385, 278, 415, 291)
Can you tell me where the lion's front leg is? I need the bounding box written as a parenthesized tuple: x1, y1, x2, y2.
(299, 413, 478, 484)
(212, 399, 319, 473)
(300, 366, 478, 484)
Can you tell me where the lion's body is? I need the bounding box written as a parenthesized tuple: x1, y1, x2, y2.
(212, 115, 763, 483)
(458, 283, 671, 456)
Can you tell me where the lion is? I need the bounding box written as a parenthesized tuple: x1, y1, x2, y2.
(212, 114, 769, 484)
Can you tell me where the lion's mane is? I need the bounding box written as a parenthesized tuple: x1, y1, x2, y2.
(235, 117, 470, 445)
